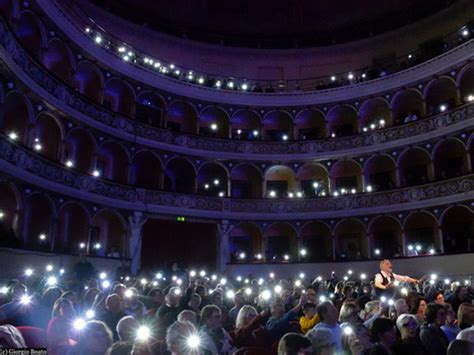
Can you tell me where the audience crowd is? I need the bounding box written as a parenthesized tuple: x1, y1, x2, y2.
(0, 259, 473, 354)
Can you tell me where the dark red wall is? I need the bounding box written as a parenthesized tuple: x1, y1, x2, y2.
(141, 219, 217, 271)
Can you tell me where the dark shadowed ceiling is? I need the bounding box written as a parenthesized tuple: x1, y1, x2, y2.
(90, 0, 455, 48)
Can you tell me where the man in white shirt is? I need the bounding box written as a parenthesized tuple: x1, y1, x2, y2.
(374, 259, 420, 299)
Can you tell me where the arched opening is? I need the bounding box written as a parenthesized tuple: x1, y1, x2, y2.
(42, 39, 74, 82)
(167, 101, 198, 134)
(197, 162, 229, 197)
(230, 110, 261, 140)
(264, 165, 297, 197)
(433, 139, 467, 179)
(300, 221, 333, 262)
(294, 109, 327, 140)
(92, 210, 127, 258)
(441, 206, 473, 254)
(164, 158, 196, 193)
(335, 219, 368, 261)
(368, 216, 403, 258)
(71, 61, 104, 103)
(329, 160, 363, 193)
(199, 106, 230, 138)
(23, 194, 53, 251)
(33, 113, 63, 160)
(262, 110, 293, 141)
(130, 151, 162, 189)
(327, 105, 359, 137)
(15, 11, 45, 58)
(391, 88, 425, 125)
(135, 91, 166, 127)
(359, 97, 392, 129)
(63, 129, 97, 172)
(404, 211, 440, 253)
(0, 183, 21, 248)
(229, 222, 263, 263)
(364, 155, 397, 190)
(264, 223, 298, 261)
(97, 142, 130, 184)
(424, 77, 459, 115)
(458, 63, 474, 102)
(104, 78, 135, 117)
(57, 203, 90, 254)
(230, 164, 262, 198)
(296, 163, 329, 197)
(398, 147, 433, 186)
(0, 92, 31, 143)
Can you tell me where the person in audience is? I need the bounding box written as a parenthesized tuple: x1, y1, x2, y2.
(433, 291, 445, 305)
(299, 302, 320, 334)
(0, 324, 26, 348)
(391, 313, 426, 354)
(266, 295, 305, 344)
(277, 332, 312, 355)
(230, 305, 268, 347)
(47, 298, 76, 353)
(166, 320, 215, 354)
(155, 291, 181, 339)
(177, 309, 198, 325)
(116, 315, 139, 343)
(339, 301, 362, 326)
(307, 301, 343, 351)
(99, 293, 126, 341)
(456, 325, 474, 342)
(447, 339, 474, 355)
(341, 323, 373, 355)
(457, 302, 474, 330)
(228, 291, 245, 325)
(70, 320, 113, 354)
(369, 318, 397, 354)
(0, 283, 33, 326)
(442, 303, 461, 341)
(306, 327, 336, 355)
(104, 341, 133, 355)
(200, 304, 236, 353)
(123, 287, 147, 320)
(419, 303, 449, 355)
(410, 296, 427, 325)
(392, 298, 409, 319)
(447, 286, 469, 313)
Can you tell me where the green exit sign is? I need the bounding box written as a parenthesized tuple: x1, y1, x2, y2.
(176, 216, 186, 222)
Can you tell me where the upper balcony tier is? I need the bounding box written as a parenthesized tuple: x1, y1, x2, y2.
(31, 0, 474, 102)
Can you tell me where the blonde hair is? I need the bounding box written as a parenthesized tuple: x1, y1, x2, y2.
(457, 303, 474, 327)
(236, 305, 257, 328)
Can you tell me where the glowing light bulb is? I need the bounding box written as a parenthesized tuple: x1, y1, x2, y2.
(94, 36, 102, 44)
(274, 285, 282, 293)
(92, 170, 100, 177)
(319, 295, 326, 302)
(46, 265, 53, 272)
(299, 249, 307, 256)
(39, 234, 46, 241)
(269, 273, 275, 279)
(220, 278, 227, 285)
(125, 289, 133, 298)
(261, 290, 271, 300)
(360, 273, 367, 280)
(245, 288, 252, 295)
(79, 242, 86, 249)
(283, 254, 290, 261)
(8, 132, 18, 140)
(102, 280, 111, 288)
(85, 309, 95, 319)
(24, 268, 33, 277)
(136, 326, 151, 341)
(187, 334, 201, 349)
(47, 276, 57, 286)
(73, 318, 86, 330)
(226, 290, 235, 299)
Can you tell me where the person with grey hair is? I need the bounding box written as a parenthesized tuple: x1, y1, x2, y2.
(0, 324, 26, 348)
(200, 305, 235, 354)
(393, 298, 409, 318)
(306, 327, 336, 355)
(456, 325, 474, 342)
(447, 339, 474, 355)
(155, 291, 181, 339)
(266, 295, 306, 343)
(116, 315, 139, 342)
(178, 310, 198, 325)
(392, 314, 426, 354)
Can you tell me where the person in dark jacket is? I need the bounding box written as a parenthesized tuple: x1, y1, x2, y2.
(266, 295, 305, 344)
(419, 303, 449, 355)
(99, 294, 126, 341)
(154, 291, 181, 339)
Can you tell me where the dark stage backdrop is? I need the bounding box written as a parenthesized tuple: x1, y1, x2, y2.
(141, 219, 217, 271)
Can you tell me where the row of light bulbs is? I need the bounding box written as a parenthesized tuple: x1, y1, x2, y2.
(85, 25, 472, 93)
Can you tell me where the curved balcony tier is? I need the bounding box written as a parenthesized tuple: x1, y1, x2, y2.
(1, 135, 472, 220)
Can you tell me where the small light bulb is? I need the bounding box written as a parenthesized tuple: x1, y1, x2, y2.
(46, 265, 53, 272)
(8, 132, 18, 140)
(274, 285, 282, 293)
(24, 268, 34, 277)
(85, 309, 95, 319)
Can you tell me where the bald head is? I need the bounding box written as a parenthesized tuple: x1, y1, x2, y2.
(116, 316, 139, 342)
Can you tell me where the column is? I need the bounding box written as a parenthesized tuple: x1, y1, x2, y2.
(436, 226, 444, 254)
(50, 218, 59, 252)
(128, 211, 147, 275)
(217, 220, 233, 273)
